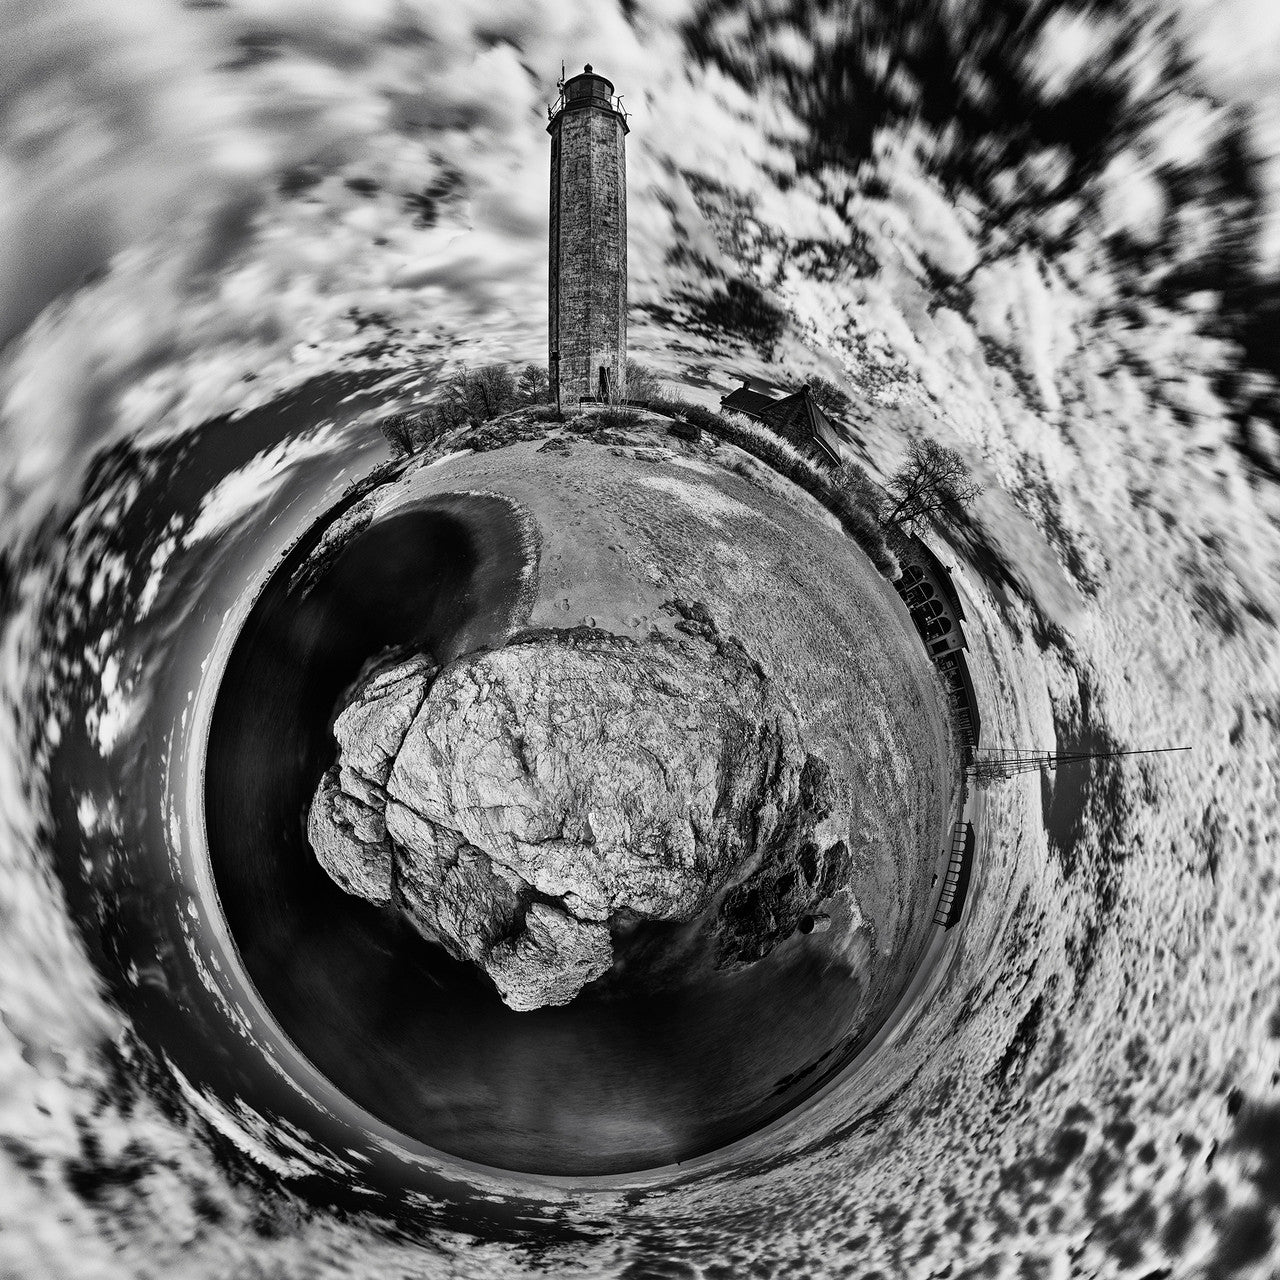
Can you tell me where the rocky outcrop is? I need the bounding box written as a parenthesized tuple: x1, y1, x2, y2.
(486, 904, 613, 1012)
(712, 755, 853, 967)
(307, 653, 435, 904)
(290, 499, 376, 597)
(308, 609, 851, 1010)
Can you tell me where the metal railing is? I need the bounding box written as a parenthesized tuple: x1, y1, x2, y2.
(934, 820, 973, 928)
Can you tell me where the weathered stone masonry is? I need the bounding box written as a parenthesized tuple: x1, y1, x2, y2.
(548, 66, 628, 406)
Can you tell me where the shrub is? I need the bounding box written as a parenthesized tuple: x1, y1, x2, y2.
(681, 403, 726, 433)
(526, 403, 563, 422)
(598, 404, 642, 430)
(647, 393, 691, 419)
(835, 459, 887, 524)
(717, 412, 823, 480)
(622, 360, 663, 404)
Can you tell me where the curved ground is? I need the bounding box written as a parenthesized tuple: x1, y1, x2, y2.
(201, 413, 958, 1173)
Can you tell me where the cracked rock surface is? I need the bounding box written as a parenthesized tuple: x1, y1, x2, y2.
(308, 613, 845, 1010)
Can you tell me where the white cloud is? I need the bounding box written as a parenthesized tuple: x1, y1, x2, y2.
(0, 0, 706, 540)
(185, 427, 342, 544)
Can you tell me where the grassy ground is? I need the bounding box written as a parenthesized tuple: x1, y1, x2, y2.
(395, 396, 895, 567)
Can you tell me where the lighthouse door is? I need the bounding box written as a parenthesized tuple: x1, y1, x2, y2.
(599, 366, 610, 400)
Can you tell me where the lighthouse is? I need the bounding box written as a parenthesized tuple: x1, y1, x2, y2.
(547, 65, 629, 408)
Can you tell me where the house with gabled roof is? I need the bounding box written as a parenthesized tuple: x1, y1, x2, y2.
(719, 379, 844, 465)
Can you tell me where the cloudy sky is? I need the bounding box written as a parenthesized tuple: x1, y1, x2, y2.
(6, 0, 1278, 534)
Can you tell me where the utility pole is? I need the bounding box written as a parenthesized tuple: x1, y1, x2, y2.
(968, 745, 1190, 788)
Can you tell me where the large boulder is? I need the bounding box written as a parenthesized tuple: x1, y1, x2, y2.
(307, 614, 847, 1010)
(307, 653, 435, 904)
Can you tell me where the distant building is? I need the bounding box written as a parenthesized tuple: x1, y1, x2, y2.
(719, 380, 844, 464)
(896, 534, 967, 659)
(894, 534, 981, 750)
(935, 650, 981, 751)
(548, 65, 629, 407)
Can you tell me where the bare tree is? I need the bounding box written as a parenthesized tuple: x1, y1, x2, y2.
(414, 401, 453, 437)
(429, 370, 470, 429)
(435, 363, 518, 426)
(380, 413, 420, 458)
(463, 364, 517, 421)
(882, 439, 982, 532)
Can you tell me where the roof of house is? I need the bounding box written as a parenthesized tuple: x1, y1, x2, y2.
(720, 385, 779, 417)
(934, 562, 967, 623)
(719, 381, 847, 464)
(761, 388, 843, 464)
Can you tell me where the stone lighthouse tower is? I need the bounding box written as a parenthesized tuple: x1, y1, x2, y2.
(548, 65, 628, 407)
